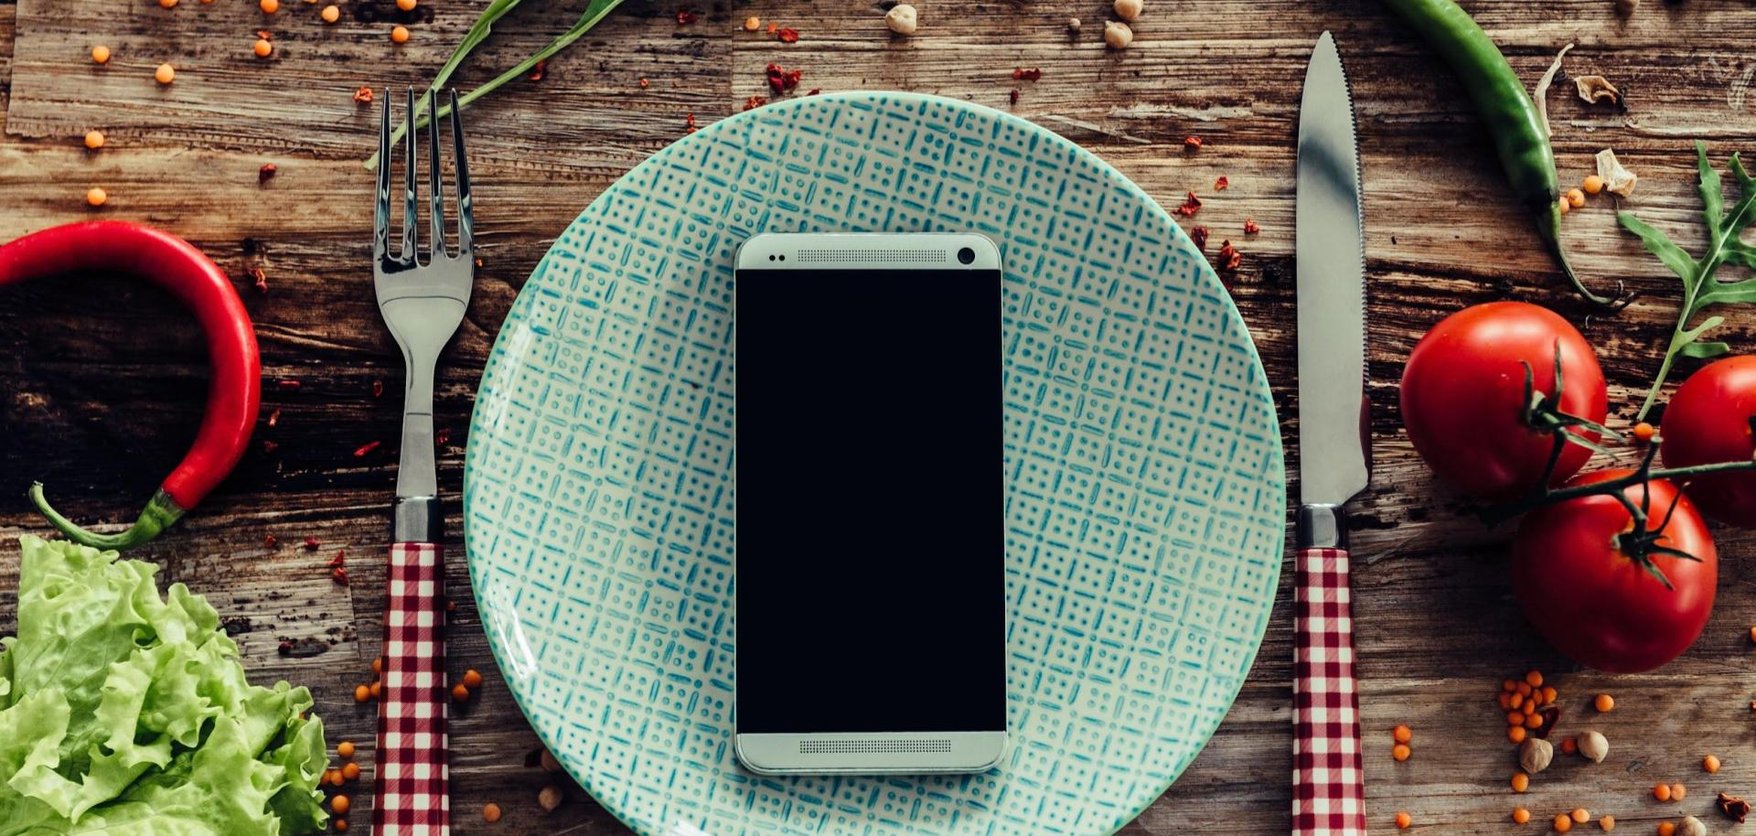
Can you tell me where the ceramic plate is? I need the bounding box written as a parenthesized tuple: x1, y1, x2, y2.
(463, 91, 1286, 835)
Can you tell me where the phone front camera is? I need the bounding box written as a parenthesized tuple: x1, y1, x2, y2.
(957, 247, 976, 264)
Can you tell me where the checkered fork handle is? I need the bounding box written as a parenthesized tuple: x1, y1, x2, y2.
(373, 542, 450, 835)
(1293, 547, 1365, 836)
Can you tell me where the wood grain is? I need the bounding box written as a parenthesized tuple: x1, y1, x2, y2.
(2, 0, 1756, 833)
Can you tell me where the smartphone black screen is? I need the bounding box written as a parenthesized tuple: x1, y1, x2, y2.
(735, 267, 1004, 735)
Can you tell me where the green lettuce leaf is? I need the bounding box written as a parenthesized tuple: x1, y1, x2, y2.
(0, 536, 327, 835)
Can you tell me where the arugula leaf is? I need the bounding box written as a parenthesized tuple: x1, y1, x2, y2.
(1618, 141, 1756, 419)
(366, 0, 627, 170)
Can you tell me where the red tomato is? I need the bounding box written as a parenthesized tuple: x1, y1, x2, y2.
(1400, 302, 1608, 499)
(1660, 355, 1756, 526)
(1511, 472, 1716, 673)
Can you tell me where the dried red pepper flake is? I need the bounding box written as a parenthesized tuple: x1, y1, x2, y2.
(1173, 191, 1202, 217)
(1217, 240, 1241, 271)
(1214, 175, 1229, 191)
(328, 549, 347, 568)
(278, 378, 302, 390)
(1243, 218, 1260, 235)
(764, 62, 802, 94)
(685, 112, 697, 132)
(675, 9, 697, 24)
(1183, 136, 1203, 152)
(352, 86, 374, 105)
(776, 26, 799, 43)
(264, 534, 278, 548)
(806, 88, 820, 95)
(528, 59, 547, 82)
(262, 440, 280, 453)
(266, 408, 281, 427)
(278, 640, 294, 655)
(372, 378, 385, 398)
(247, 264, 268, 294)
(1190, 226, 1209, 251)
(1720, 792, 1752, 823)
(435, 428, 451, 446)
(743, 95, 767, 111)
(1012, 67, 1043, 81)
(331, 567, 350, 585)
(1009, 88, 1020, 106)
(639, 77, 650, 89)
(258, 163, 278, 184)
(353, 440, 382, 458)
(303, 536, 321, 551)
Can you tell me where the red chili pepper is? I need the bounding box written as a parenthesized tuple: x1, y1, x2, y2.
(2, 222, 260, 550)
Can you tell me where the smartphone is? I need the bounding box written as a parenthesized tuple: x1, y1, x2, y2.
(732, 232, 1007, 775)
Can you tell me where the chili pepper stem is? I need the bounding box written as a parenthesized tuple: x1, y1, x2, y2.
(28, 484, 185, 550)
(1539, 204, 1624, 308)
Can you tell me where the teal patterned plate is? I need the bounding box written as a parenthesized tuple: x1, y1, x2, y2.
(463, 91, 1285, 835)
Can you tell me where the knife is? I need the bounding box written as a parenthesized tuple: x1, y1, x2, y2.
(1293, 31, 1371, 836)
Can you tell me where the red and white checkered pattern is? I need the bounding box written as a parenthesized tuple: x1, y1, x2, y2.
(373, 542, 450, 835)
(1293, 546, 1365, 835)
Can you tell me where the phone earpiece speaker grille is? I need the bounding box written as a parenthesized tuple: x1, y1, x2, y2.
(793, 249, 948, 264)
(797, 739, 954, 754)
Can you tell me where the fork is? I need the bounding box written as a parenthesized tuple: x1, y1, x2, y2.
(371, 87, 473, 836)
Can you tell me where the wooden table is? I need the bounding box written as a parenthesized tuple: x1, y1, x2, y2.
(3, 0, 1755, 832)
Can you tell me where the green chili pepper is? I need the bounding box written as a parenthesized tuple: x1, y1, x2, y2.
(1386, 0, 1618, 306)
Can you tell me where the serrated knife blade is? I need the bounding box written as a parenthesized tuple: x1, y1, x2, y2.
(1291, 31, 1370, 836)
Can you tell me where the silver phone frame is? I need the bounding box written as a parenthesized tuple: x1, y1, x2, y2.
(730, 232, 1008, 775)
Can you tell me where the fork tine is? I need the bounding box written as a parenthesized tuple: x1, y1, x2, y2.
(427, 90, 445, 259)
(450, 89, 474, 259)
(402, 87, 418, 264)
(374, 91, 392, 263)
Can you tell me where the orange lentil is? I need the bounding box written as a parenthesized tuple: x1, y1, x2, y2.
(483, 803, 503, 823)
(334, 820, 348, 832)
(84, 130, 104, 150)
(1508, 711, 1525, 727)
(1526, 670, 1543, 687)
(1510, 692, 1525, 710)
(1395, 811, 1411, 829)
(85, 187, 107, 207)
(1566, 188, 1586, 208)
(1541, 686, 1557, 705)
(1584, 174, 1605, 195)
(331, 795, 350, 815)
(1704, 754, 1721, 773)
(342, 761, 361, 781)
(1559, 196, 1572, 216)
(1509, 726, 1527, 744)
(92, 45, 111, 64)
(1599, 814, 1615, 831)
(1512, 807, 1531, 824)
(322, 768, 340, 786)
(1561, 736, 1577, 755)
(261, 0, 279, 12)
(397, 0, 416, 8)
(154, 64, 175, 84)
(1670, 783, 1686, 801)
(391, 25, 410, 43)
(1511, 772, 1530, 793)
(370, 681, 382, 699)
(372, 657, 384, 675)
(1658, 823, 1675, 836)
(337, 740, 355, 759)
(463, 669, 485, 689)
(452, 683, 471, 702)
(321, 4, 340, 22)
(1634, 423, 1656, 443)
(1504, 679, 1519, 692)
(1654, 783, 1672, 802)
(1499, 693, 1514, 710)
(1750, 624, 1756, 644)
(1525, 712, 1543, 729)
(354, 684, 371, 703)
(1595, 693, 1615, 713)
(159, 0, 178, 8)
(1392, 743, 1411, 762)
(1517, 682, 1534, 696)
(1572, 808, 1590, 824)
(253, 38, 273, 57)
(743, 15, 760, 31)
(1555, 813, 1573, 833)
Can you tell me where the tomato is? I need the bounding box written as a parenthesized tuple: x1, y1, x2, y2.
(1511, 472, 1716, 673)
(1400, 302, 1608, 499)
(1660, 355, 1756, 526)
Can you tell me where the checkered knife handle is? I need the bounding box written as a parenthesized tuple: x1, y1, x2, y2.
(1293, 547, 1365, 835)
(373, 542, 450, 835)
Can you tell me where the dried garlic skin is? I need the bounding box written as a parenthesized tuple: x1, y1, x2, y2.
(1596, 148, 1638, 198)
(1575, 75, 1622, 106)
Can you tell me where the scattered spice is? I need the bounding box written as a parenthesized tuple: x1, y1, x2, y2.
(1012, 67, 1043, 81)
(743, 95, 767, 111)
(92, 45, 111, 65)
(278, 640, 293, 655)
(1215, 176, 1229, 191)
(767, 22, 777, 34)
(1566, 188, 1586, 209)
(1244, 218, 1260, 235)
(1718, 792, 1750, 823)
(353, 86, 375, 105)
(528, 59, 547, 82)
(1508, 725, 1526, 744)
(1190, 226, 1209, 251)
(370, 681, 381, 698)
(482, 803, 502, 823)
(1066, 17, 1081, 34)
(1173, 191, 1202, 217)
(1658, 822, 1676, 836)
(675, 9, 697, 24)
(353, 440, 382, 458)
(777, 26, 799, 43)
(259, 163, 278, 184)
(1183, 135, 1202, 152)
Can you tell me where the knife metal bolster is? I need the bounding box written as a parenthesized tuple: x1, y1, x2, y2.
(1297, 504, 1347, 551)
(394, 494, 443, 543)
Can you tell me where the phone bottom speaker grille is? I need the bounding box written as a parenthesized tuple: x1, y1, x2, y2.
(798, 739, 953, 754)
